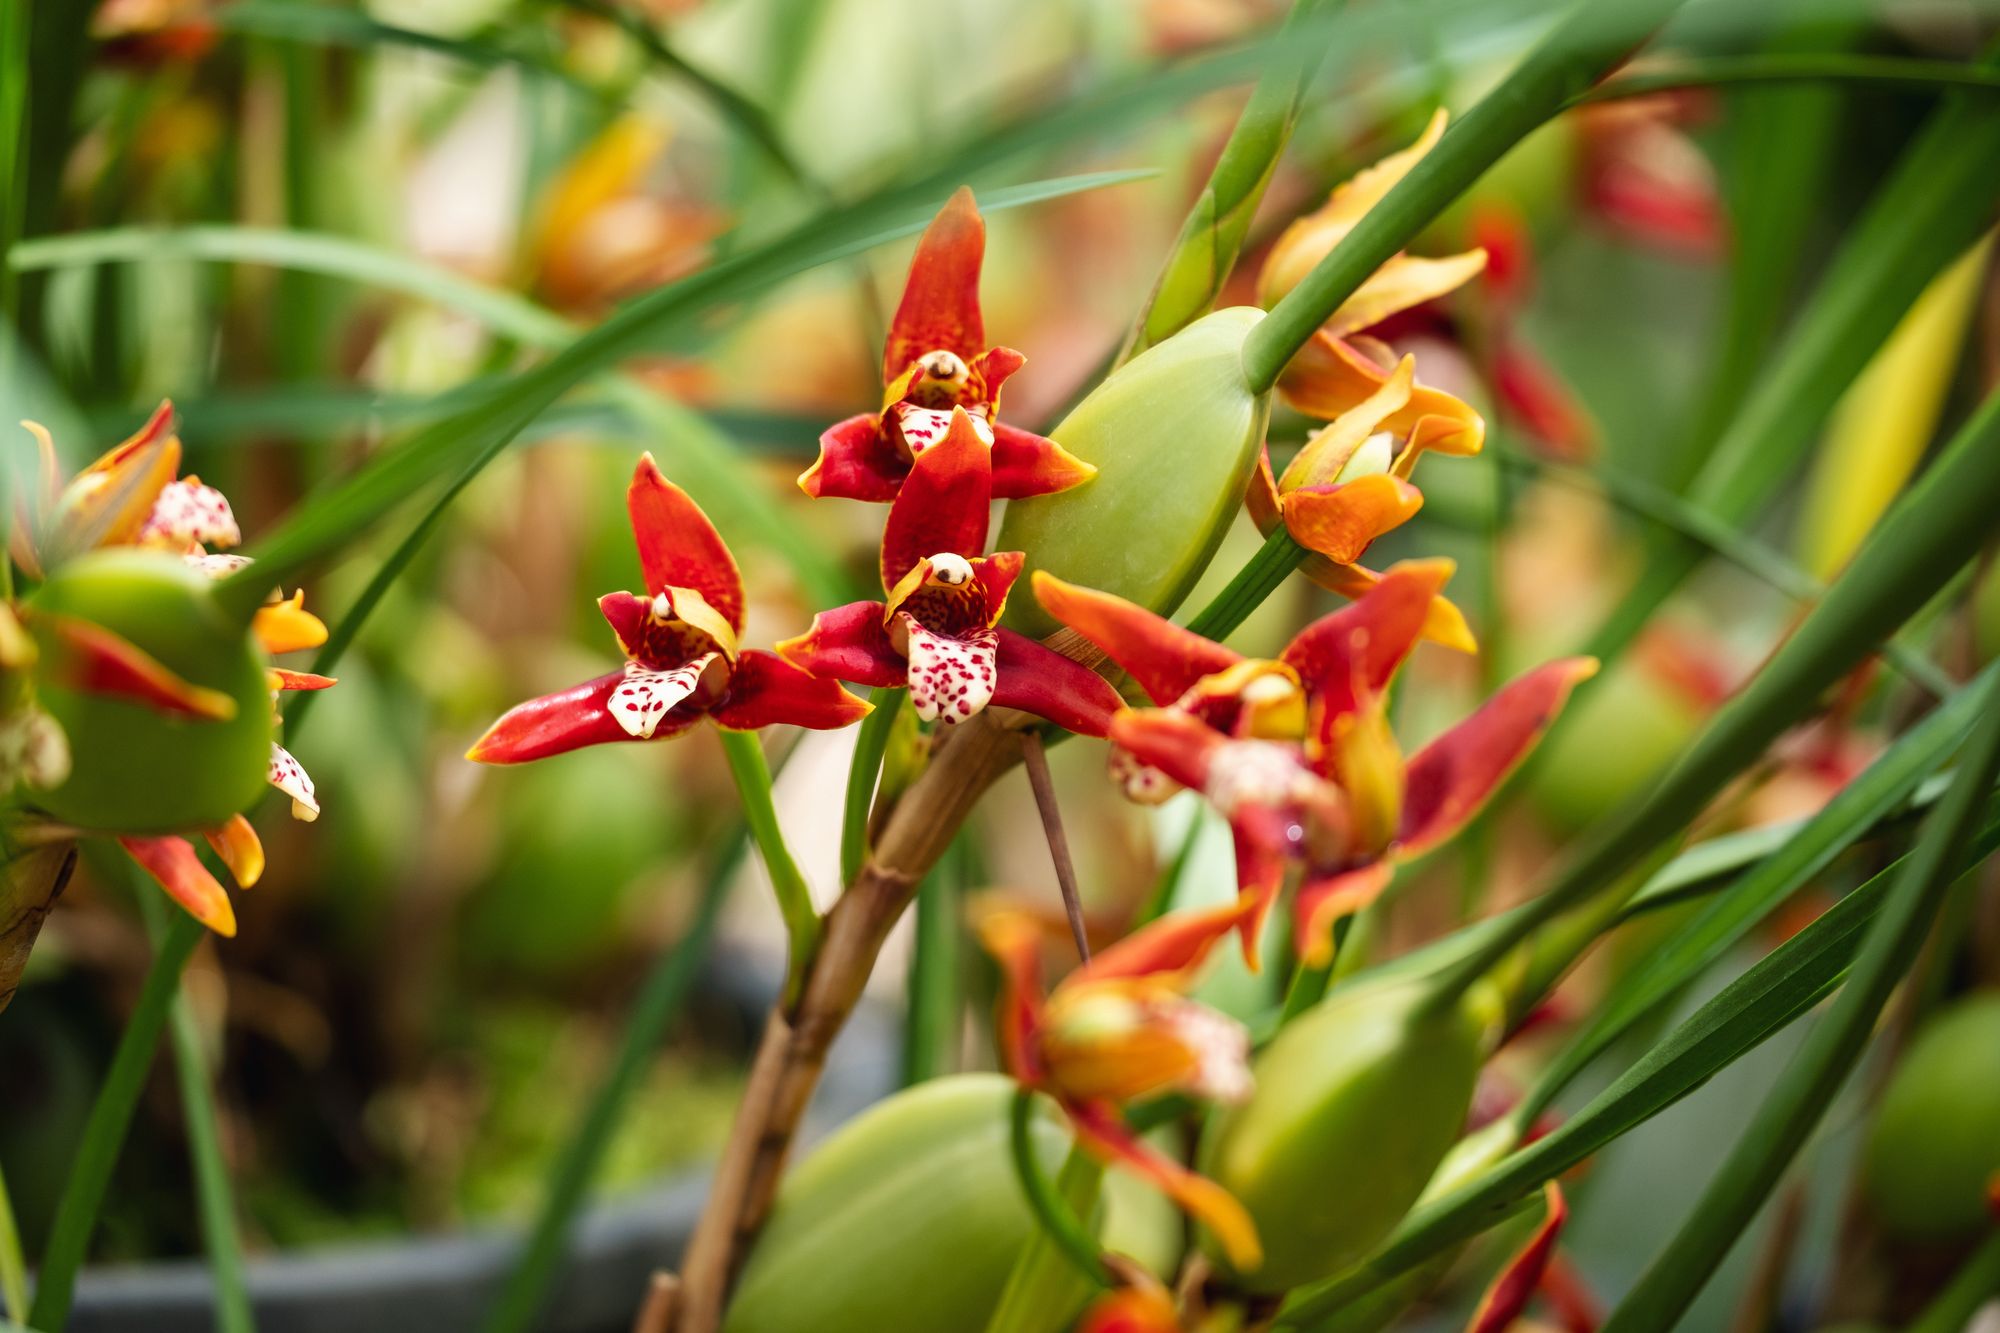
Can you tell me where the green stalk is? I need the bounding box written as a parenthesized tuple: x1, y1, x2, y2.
(902, 837, 963, 1086)
(1184, 527, 1305, 642)
(1122, 0, 1342, 359)
(1600, 669, 2000, 1332)
(717, 729, 820, 1009)
(1581, 53, 2000, 104)
(1585, 37, 2000, 664)
(29, 912, 204, 1332)
(132, 890, 254, 1333)
(1240, 0, 1690, 394)
(1421, 387, 2000, 1013)
(1007, 1089, 1109, 1289)
(0, 1160, 24, 1325)
(483, 832, 737, 1333)
(841, 688, 903, 885)
(986, 1149, 1108, 1333)
(1907, 1228, 2000, 1333)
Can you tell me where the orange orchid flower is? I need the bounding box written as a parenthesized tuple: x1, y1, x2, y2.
(469, 456, 871, 763)
(799, 188, 1095, 503)
(1041, 561, 1593, 965)
(982, 899, 1263, 1273)
(12, 403, 336, 934)
(1077, 1273, 1182, 1333)
(779, 412, 1122, 734)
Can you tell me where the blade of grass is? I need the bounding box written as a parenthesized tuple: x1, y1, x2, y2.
(1514, 661, 1994, 1126)
(482, 828, 738, 1333)
(1584, 37, 2000, 665)
(28, 910, 204, 1332)
(1276, 803, 2000, 1327)
(1421, 387, 2000, 1012)
(1601, 668, 2000, 1332)
(131, 887, 254, 1333)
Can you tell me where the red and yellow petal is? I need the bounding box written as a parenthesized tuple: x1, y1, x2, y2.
(970, 346, 1027, 400)
(203, 814, 265, 889)
(1397, 656, 1598, 858)
(47, 402, 182, 560)
(1108, 708, 1225, 793)
(975, 550, 1025, 626)
(627, 453, 746, 632)
(976, 910, 1048, 1085)
(711, 649, 873, 731)
(1032, 571, 1241, 706)
(269, 668, 336, 692)
(989, 422, 1096, 499)
(1466, 1183, 1568, 1333)
(1311, 560, 1476, 654)
(883, 186, 986, 383)
(1228, 814, 1289, 970)
(1068, 1099, 1263, 1273)
(879, 409, 993, 590)
(1077, 1280, 1180, 1333)
(799, 413, 906, 502)
(1293, 861, 1393, 968)
(1078, 896, 1254, 986)
(991, 629, 1126, 738)
(1279, 473, 1423, 566)
(774, 601, 906, 689)
(121, 834, 236, 936)
(1282, 557, 1454, 717)
(35, 612, 237, 720)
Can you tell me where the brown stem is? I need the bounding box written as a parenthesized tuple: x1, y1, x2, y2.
(1020, 731, 1090, 962)
(670, 710, 1029, 1331)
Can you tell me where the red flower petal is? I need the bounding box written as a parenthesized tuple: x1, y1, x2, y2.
(1228, 813, 1291, 970)
(1067, 1099, 1262, 1273)
(1292, 861, 1393, 968)
(712, 649, 873, 731)
(773, 601, 905, 688)
(1078, 896, 1252, 986)
(269, 669, 336, 691)
(883, 186, 986, 383)
(1467, 1183, 1569, 1333)
(1398, 657, 1597, 857)
(120, 835, 236, 936)
(467, 670, 685, 764)
(990, 422, 1097, 500)
(1492, 337, 1599, 461)
(36, 612, 237, 720)
(976, 911, 1048, 1085)
(1032, 571, 1241, 705)
(1282, 557, 1454, 718)
(971, 346, 1026, 399)
(1108, 708, 1224, 791)
(627, 453, 746, 632)
(975, 550, 1025, 625)
(798, 413, 905, 501)
(991, 629, 1124, 737)
(879, 410, 992, 590)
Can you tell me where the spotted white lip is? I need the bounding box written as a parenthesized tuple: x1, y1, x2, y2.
(1204, 740, 1315, 815)
(609, 652, 718, 739)
(901, 615, 997, 724)
(892, 403, 995, 456)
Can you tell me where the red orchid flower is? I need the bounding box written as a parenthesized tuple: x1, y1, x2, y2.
(1040, 561, 1593, 964)
(12, 405, 336, 935)
(1576, 93, 1725, 259)
(1077, 1275, 1182, 1333)
(798, 187, 1095, 504)
(469, 457, 871, 764)
(778, 412, 1121, 734)
(1467, 1183, 1596, 1333)
(1468, 202, 1602, 461)
(982, 898, 1263, 1273)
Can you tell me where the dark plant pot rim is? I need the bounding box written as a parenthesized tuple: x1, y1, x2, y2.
(64, 951, 901, 1333)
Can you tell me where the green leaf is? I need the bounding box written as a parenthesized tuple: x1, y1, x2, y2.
(1424, 385, 2000, 1007)
(1276, 800, 2000, 1328)
(1601, 668, 2000, 1332)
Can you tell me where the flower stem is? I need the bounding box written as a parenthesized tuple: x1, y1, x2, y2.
(1184, 526, 1305, 642)
(1008, 1089, 1109, 1289)
(1021, 732, 1090, 962)
(1240, 0, 1692, 394)
(29, 909, 203, 1332)
(839, 687, 902, 885)
(717, 728, 820, 1009)
(902, 838, 964, 1086)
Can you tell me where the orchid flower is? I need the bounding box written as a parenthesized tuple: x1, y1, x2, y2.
(469, 455, 871, 764)
(1576, 93, 1724, 259)
(982, 898, 1263, 1273)
(779, 411, 1122, 734)
(1040, 560, 1593, 964)
(1468, 202, 1602, 460)
(12, 404, 335, 934)
(799, 187, 1095, 503)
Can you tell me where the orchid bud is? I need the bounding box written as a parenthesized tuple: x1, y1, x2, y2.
(727, 1075, 1100, 1333)
(1196, 979, 1498, 1292)
(998, 307, 1270, 637)
(1860, 994, 2000, 1242)
(25, 549, 272, 833)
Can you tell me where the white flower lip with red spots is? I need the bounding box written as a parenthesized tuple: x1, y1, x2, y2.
(609, 652, 719, 739)
(901, 615, 998, 723)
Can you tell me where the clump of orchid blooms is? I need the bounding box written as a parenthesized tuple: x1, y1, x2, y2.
(6, 403, 331, 936)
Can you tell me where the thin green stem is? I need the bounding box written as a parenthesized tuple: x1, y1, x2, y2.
(132, 890, 253, 1333)
(29, 911, 204, 1331)
(1184, 526, 1306, 642)
(483, 832, 737, 1333)
(1007, 1089, 1109, 1289)
(1242, 0, 1690, 392)
(1579, 54, 2000, 104)
(0, 1161, 24, 1325)
(717, 729, 820, 1009)
(902, 838, 962, 1086)
(840, 688, 903, 885)
(1602, 669, 2000, 1331)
